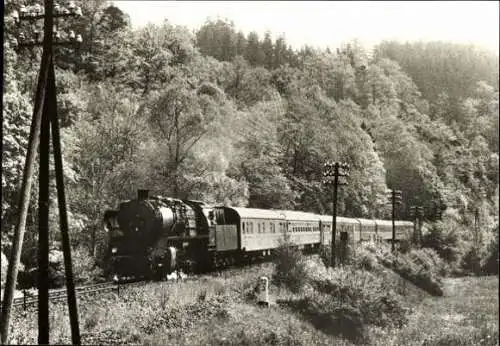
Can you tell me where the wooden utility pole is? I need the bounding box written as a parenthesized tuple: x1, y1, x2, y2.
(388, 189, 402, 252)
(323, 161, 350, 268)
(1, 2, 83, 344)
(410, 205, 424, 245)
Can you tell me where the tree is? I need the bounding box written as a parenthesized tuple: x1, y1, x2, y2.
(261, 31, 274, 69)
(302, 50, 357, 101)
(63, 83, 148, 253)
(222, 56, 276, 108)
(273, 35, 288, 69)
(195, 19, 238, 61)
(229, 99, 297, 209)
(141, 77, 228, 198)
(246, 31, 265, 67)
(128, 21, 196, 95)
(375, 41, 499, 103)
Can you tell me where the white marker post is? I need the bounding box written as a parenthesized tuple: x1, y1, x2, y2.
(257, 276, 269, 307)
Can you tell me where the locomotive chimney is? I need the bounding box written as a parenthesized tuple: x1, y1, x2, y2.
(138, 189, 149, 200)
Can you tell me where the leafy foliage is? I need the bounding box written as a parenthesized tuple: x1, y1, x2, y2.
(1, 1, 498, 285)
(481, 226, 499, 275)
(273, 234, 308, 293)
(362, 243, 445, 296)
(282, 260, 409, 344)
(421, 220, 462, 263)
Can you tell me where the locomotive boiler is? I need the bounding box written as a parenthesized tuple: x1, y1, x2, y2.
(104, 189, 213, 279)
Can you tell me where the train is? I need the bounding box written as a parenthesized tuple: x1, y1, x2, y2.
(103, 189, 414, 280)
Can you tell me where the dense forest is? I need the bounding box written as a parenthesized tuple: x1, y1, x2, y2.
(2, 1, 499, 280)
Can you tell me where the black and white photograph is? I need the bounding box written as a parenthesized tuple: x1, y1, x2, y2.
(1, 1, 499, 345)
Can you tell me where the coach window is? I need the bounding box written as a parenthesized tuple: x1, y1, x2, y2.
(263, 222, 266, 233)
(242, 222, 246, 234)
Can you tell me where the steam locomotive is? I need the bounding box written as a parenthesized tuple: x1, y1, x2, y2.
(103, 189, 414, 280)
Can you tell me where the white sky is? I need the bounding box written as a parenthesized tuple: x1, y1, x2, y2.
(113, 1, 499, 54)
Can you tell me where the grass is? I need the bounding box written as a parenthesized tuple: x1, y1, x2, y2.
(369, 276, 499, 345)
(6, 258, 499, 346)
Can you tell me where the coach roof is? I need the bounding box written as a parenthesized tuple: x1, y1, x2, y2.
(227, 207, 286, 220)
(279, 210, 322, 221)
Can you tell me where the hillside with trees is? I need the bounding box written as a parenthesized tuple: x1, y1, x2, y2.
(2, 1, 498, 282)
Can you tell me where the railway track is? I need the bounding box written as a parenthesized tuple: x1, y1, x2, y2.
(11, 280, 145, 310)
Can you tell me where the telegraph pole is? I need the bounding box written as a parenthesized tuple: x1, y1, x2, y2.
(388, 189, 402, 252)
(409, 205, 424, 245)
(2, 2, 83, 344)
(323, 161, 350, 268)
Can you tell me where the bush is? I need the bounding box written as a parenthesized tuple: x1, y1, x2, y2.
(392, 251, 444, 296)
(71, 246, 104, 284)
(273, 234, 308, 293)
(398, 238, 414, 254)
(482, 227, 499, 275)
(461, 247, 483, 275)
(16, 247, 103, 288)
(287, 262, 409, 344)
(407, 247, 449, 277)
(352, 246, 379, 272)
(422, 221, 462, 263)
(320, 240, 356, 268)
(17, 249, 65, 289)
(362, 243, 444, 296)
(312, 270, 408, 329)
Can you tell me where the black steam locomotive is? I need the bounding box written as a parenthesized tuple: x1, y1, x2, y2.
(104, 189, 414, 280)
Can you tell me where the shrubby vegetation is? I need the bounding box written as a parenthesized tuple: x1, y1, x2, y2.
(359, 242, 445, 296)
(2, 0, 498, 285)
(272, 234, 308, 293)
(482, 228, 499, 275)
(272, 243, 409, 344)
(9, 259, 498, 345)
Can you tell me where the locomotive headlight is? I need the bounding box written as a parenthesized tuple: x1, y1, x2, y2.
(111, 247, 118, 254)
